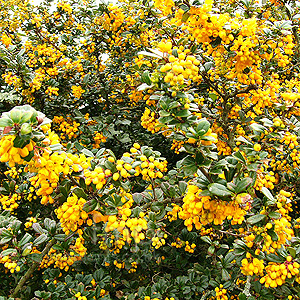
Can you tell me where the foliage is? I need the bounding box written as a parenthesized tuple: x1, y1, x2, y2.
(2, 0, 300, 299)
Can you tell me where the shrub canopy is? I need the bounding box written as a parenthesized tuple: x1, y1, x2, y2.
(1, 0, 300, 299)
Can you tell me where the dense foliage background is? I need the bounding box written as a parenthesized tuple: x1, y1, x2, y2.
(1, 0, 300, 299)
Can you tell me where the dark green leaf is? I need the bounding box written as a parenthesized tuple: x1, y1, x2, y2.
(247, 214, 266, 225)
(208, 183, 232, 197)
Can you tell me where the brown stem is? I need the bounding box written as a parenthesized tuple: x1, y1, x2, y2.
(199, 167, 213, 183)
(10, 239, 55, 298)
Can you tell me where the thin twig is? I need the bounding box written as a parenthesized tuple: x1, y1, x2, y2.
(10, 239, 55, 298)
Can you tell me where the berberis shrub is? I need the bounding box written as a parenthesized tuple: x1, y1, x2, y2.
(1, 0, 300, 299)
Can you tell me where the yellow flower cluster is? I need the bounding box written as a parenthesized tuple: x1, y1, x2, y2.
(153, 0, 174, 16)
(106, 237, 126, 254)
(28, 150, 90, 204)
(2, 72, 21, 90)
(260, 257, 300, 288)
(170, 139, 185, 154)
(134, 153, 167, 180)
(98, 193, 144, 245)
(152, 236, 166, 249)
(84, 166, 108, 190)
(144, 297, 175, 300)
(4, 167, 21, 179)
(280, 132, 299, 150)
(261, 217, 294, 254)
(141, 107, 160, 133)
(244, 191, 293, 254)
(45, 86, 59, 97)
(161, 50, 201, 86)
(114, 259, 125, 269)
(254, 167, 277, 190)
(102, 4, 126, 31)
(128, 90, 143, 106)
(52, 115, 80, 140)
(41, 248, 79, 271)
(105, 212, 147, 244)
(212, 124, 232, 155)
(171, 238, 196, 253)
(0, 135, 34, 167)
(75, 292, 87, 300)
(25, 41, 63, 70)
(55, 194, 91, 235)
(25, 217, 37, 228)
(241, 253, 264, 276)
(71, 85, 85, 99)
(290, 149, 300, 169)
(0, 193, 20, 211)
(41, 238, 86, 271)
(57, 1, 72, 14)
(1, 32, 12, 48)
(102, 145, 168, 182)
(177, 185, 250, 231)
(128, 261, 138, 273)
(0, 255, 20, 273)
(93, 131, 107, 148)
(215, 285, 228, 300)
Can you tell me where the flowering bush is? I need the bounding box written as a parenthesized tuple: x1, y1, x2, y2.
(2, 0, 300, 299)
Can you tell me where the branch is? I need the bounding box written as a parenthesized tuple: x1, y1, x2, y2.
(199, 167, 213, 183)
(242, 275, 252, 297)
(218, 230, 245, 237)
(10, 239, 55, 298)
(227, 84, 258, 99)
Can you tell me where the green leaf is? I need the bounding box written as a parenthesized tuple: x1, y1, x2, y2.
(175, 109, 190, 118)
(238, 294, 247, 300)
(95, 148, 105, 158)
(196, 119, 210, 136)
(20, 123, 32, 135)
(54, 234, 67, 242)
(0, 236, 12, 245)
(160, 110, 170, 117)
(233, 151, 247, 164)
(29, 252, 43, 263)
(20, 110, 33, 123)
(33, 233, 48, 246)
(287, 247, 296, 258)
(208, 183, 232, 197)
(235, 177, 252, 194)
(181, 155, 197, 176)
(247, 214, 266, 225)
(0, 117, 13, 127)
(81, 148, 94, 157)
(1, 248, 17, 257)
(268, 230, 278, 242)
(207, 245, 215, 255)
(261, 187, 275, 203)
(49, 143, 62, 151)
(10, 109, 22, 123)
(141, 70, 151, 85)
(178, 181, 187, 195)
(200, 236, 212, 245)
(204, 62, 213, 71)
(72, 187, 88, 200)
(221, 269, 231, 281)
(182, 12, 190, 22)
(32, 223, 45, 234)
(13, 135, 30, 148)
(268, 211, 281, 219)
(266, 253, 285, 263)
(19, 233, 33, 246)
